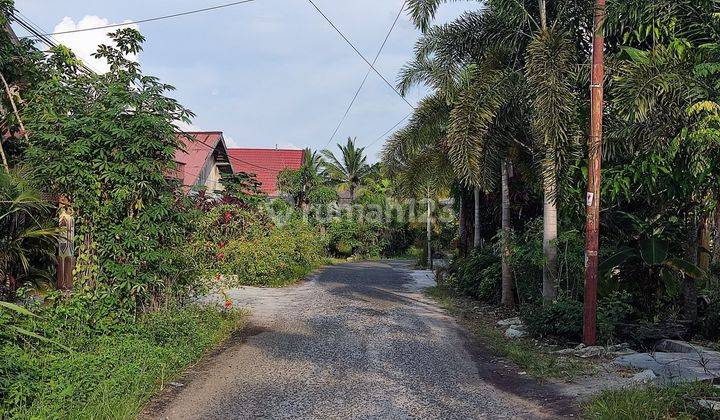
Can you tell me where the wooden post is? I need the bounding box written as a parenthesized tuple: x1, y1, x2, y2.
(583, 0, 606, 346)
(57, 196, 75, 291)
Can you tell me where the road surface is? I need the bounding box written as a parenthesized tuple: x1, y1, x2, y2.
(144, 260, 577, 419)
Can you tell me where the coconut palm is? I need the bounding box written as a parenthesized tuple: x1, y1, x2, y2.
(320, 137, 372, 201)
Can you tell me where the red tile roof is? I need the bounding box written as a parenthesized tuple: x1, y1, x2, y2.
(227, 148, 304, 195)
(174, 132, 229, 187)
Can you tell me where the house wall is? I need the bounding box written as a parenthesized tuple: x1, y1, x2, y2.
(197, 156, 225, 191)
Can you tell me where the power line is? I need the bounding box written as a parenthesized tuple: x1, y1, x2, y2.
(306, 0, 414, 111)
(20, 0, 257, 38)
(367, 113, 410, 147)
(325, 0, 406, 147)
(12, 10, 100, 74)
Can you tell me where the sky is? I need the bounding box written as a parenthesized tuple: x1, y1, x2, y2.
(13, 0, 477, 162)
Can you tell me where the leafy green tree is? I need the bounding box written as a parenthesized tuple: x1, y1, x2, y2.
(220, 171, 266, 206)
(321, 138, 372, 201)
(21, 29, 194, 309)
(277, 148, 325, 210)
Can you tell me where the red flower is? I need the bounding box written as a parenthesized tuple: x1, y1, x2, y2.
(224, 299, 233, 310)
(215, 273, 222, 281)
(216, 253, 225, 261)
(224, 211, 232, 223)
(217, 242, 226, 249)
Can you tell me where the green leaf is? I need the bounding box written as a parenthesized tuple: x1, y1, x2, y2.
(620, 47, 649, 63)
(639, 237, 668, 265)
(0, 301, 40, 318)
(664, 258, 705, 280)
(599, 247, 636, 273)
(9, 326, 72, 352)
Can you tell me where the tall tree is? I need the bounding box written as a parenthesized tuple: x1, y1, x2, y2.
(321, 137, 372, 201)
(407, 0, 586, 302)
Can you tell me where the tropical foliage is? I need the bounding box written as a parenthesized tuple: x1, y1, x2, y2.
(385, 0, 720, 343)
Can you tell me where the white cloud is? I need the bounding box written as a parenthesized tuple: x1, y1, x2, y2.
(278, 143, 302, 150)
(52, 16, 139, 73)
(174, 120, 203, 132)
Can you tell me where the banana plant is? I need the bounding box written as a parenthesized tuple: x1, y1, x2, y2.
(599, 236, 704, 280)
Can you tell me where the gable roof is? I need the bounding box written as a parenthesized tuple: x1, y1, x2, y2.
(227, 148, 304, 195)
(174, 131, 233, 187)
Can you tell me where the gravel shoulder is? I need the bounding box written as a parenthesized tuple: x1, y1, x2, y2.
(142, 260, 581, 419)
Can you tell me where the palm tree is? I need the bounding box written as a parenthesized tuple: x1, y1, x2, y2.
(0, 168, 59, 299)
(321, 137, 372, 201)
(407, 0, 586, 302)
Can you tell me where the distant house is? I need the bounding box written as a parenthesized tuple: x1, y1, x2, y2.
(172, 131, 234, 191)
(227, 148, 304, 197)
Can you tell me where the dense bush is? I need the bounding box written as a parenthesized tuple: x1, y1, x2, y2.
(223, 222, 328, 287)
(522, 292, 633, 343)
(446, 247, 501, 302)
(185, 204, 327, 289)
(326, 216, 387, 258)
(700, 291, 720, 340)
(0, 302, 243, 418)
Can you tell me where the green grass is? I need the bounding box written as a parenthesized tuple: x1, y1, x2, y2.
(584, 382, 720, 420)
(425, 286, 591, 381)
(1, 305, 246, 419)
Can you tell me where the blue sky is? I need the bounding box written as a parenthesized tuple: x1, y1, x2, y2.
(13, 0, 476, 161)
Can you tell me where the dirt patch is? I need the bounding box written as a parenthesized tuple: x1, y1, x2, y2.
(457, 324, 582, 417)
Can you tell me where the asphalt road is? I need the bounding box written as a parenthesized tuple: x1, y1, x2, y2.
(145, 261, 577, 419)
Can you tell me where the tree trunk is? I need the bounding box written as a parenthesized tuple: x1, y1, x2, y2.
(459, 194, 467, 256)
(684, 215, 699, 324)
(427, 188, 433, 269)
(474, 187, 481, 249)
(538, 0, 548, 30)
(501, 160, 514, 308)
(699, 213, 710, 273)
(713, 198, 720, 263)
(542, 171, 558, 301)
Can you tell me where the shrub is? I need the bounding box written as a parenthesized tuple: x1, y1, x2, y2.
(447, 247, 501, 302)
(0, 304, 244, 418)
(700, 293, 720, 340)
(221, 221, 327, 287)
(326, 217, 386, 258)
(522, 291, 633, 343)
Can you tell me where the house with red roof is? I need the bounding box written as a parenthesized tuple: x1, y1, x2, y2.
(172, 131, 234, 191)
(227, 148, 305, 197)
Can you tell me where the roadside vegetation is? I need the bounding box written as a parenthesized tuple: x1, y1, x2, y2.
(585, 382, 720, 420)
(0, 1, 421, 415)
(2, 0, 720, 416)
(383, 0, 720, 416)
(2, 304, 244, 419)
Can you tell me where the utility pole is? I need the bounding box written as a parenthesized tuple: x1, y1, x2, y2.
(583, 0, 606, 346)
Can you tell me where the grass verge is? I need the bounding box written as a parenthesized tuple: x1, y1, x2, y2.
(426, 285, 591, 381)
(1, 305, 246, 419)
(584, 382, 720, 419)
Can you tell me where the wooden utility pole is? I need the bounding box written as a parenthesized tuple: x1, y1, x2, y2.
(583, 0, 606, 346)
